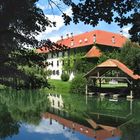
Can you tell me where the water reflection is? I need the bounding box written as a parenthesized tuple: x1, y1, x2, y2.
(0, 90, 140, 140)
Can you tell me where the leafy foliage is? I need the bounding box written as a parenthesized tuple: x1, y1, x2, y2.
(118, 40, 140, 75)
(0, 48, 49, 89)
(74, 58, 95, 74)
(0, 103, 20, 139)
(97, 50, 120, 64)
(61, 72, 69, 81)
(65, 0, 140, 44)
(62, 53, 94, 74)
(70, 74, 87, 94)
(98, 40, 140, 75)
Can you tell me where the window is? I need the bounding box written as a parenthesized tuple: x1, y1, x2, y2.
(53, 70, 55, 75)
(74, 48, 76, 54)
(62, 51, 65, 57)
(62, 60, 65, 66)
(48, 53, 51, 59)
(52, 100, 54, 105)
(57, 60, 59, 66)
(57, 52, 59, 57)
(56, 70, 59, 75)
(58, 101, 60, 107)
(51, 53, 53, 58)
(46, 54, 48, 59)
(51, 61, 53, 67)
(68, 49, 70, 56)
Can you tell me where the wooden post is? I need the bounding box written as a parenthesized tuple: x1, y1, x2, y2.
(50, 118, 52, 125)
(97, 113, 100, 119)
(99, 78, 101, 88)
(86, 84, 88, 104)
(97, 72, 100, 77)
(111, 130, 114, 136)
(86, 84, 88, 95)
(130, 98, 133, 114)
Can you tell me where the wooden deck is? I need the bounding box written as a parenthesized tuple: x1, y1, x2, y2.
(86, 118, 116, 132)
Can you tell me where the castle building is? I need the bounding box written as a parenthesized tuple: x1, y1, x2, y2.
(37, 30, 127, 80)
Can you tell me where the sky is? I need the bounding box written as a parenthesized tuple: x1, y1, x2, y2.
(36, 0, 131, 42)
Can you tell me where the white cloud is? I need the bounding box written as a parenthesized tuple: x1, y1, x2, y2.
(36, 14, 64, 41)
(64, 7, 72, 16)
(122, 25, 131, 38)
(37, 3, 49, 10)
(36, 7, 72, 42)
(25, 118, 80, 140)
(26, 118, 64, 134)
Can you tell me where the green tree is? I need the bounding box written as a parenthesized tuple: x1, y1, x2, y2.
(97, 50, 120, 64)
(63, 53, 94, 74)
(119, 40, 140, 75)
(0, 0, 54, 88)
(70, 74, 87, 94)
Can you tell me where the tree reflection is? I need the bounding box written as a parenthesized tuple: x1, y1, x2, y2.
(121, 120, 140, 140)
(0, 90, 50, 139)
(1, 90, 140, 139)
(0, 103, 20, 139)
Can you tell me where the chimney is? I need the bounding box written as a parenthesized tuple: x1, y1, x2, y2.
(112, 36, 115, 44)
(71, 32, 73, 38)
(120, 30, 123, 38)
(61, 35, 63, 40)
(66, 34, 69, 39)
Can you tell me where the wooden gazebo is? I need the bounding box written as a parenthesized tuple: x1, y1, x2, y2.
(84, 59, 140, 95)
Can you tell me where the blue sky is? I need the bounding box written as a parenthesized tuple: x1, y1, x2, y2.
(36, 0, 131, 42)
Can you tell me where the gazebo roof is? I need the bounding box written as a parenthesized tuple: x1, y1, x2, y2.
(85, 46, 102, 58)
(85, 59, 140, 80)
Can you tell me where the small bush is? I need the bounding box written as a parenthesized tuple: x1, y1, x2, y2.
(70, 74, 87, 94)
(61, 72, 69, 81)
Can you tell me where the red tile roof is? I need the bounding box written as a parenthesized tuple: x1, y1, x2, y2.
(36, 47, 49, 53)
(43, 112, 121, 140)
(57, 30, 127, 48)
(85, 59, 140, 80)
(36, 30, 127, 53)
(85, 46, 102, 58)
(110, 59, 140, 80)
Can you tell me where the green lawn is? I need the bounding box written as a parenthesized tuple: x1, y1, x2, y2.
(100, 83, 128, 88)
(42, 79, 128, 95)
(43, 79, 71, 95)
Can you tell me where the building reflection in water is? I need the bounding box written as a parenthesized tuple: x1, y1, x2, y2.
(45, 94, 133, 140)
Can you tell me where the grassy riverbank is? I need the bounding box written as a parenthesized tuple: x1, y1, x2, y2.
(42, 79, 128, 95)
(43, 79, 71, 95)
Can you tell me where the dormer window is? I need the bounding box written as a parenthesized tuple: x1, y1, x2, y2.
(84, 38, 88, 42)
(79, 39, 82, 44)
(93, 34, 96, 43)
(71, 41, 74, 46)
(112, 36, 115, 44)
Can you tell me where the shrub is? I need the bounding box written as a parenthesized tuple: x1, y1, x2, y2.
(61, 72, 69, 81)
(70, 74, 87, 94)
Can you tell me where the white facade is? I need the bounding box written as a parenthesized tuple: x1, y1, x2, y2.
(46, 51, 74, 80)
(48, 94, 64, 109)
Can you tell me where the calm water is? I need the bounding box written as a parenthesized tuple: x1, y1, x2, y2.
(0, 90, 140, 140)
